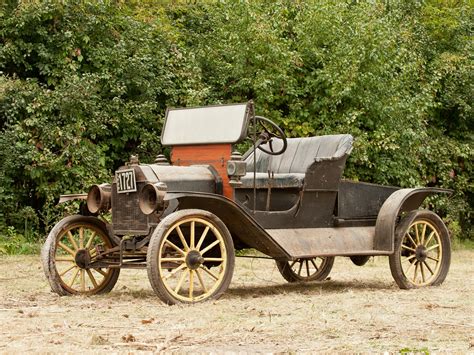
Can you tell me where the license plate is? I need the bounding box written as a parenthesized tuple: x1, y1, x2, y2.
(116, 169, 137, 193)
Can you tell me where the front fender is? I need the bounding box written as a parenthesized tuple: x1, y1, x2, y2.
(374, 188, 451, 252)
(164, 192, 290, 260)
(57, 193, 87, 204)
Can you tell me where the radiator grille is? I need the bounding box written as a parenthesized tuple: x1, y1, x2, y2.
(112, 182, 150, 235)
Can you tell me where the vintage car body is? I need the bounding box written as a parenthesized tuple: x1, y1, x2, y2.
(42, 102, 452, 304)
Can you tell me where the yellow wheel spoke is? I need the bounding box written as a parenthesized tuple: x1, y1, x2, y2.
(402, 254, 417, 263)
(56, 256, 75, 262)
(200, 239, 220, 255)
(199, 265, 219, 280)
(58, 242, 76, 257)
(203, 257, 223, 262)
(406, 233, 417, 247)
(413, 262, 419, 282)
(415, 225, 420, 244)
(79, 227, 84, 249)
(426, 255, 439, 262)
(95, 268, 107, 276)
(189, 270, 194, 300)
(196, 226, 209, 251)
(297, 261, 303, 276)
(401, 244, 416, 252)
(423, 261, 435, 275)
(165, 240, 186, 256)
(161, 257, 185, 262)
(196, 269, 208, 293)
(424, 231, 435, 247)
(67, 231, 79, 251)
(420, 262, 426, 283)
(176, 226, 190, 251)
(80, 269, 85, 292)
(59, 264, 76, 277)
(162, 263, 186, 280)
(86, 269, 98, 288)
(190, 221, 195, 249)
(90, 249, 101, 262)
(426, 244, 440, 252)
(421, 223, 427, 245)
(69, 267, 80, 287)
(405, 258, 416, 275)
(174, 268, 188, 293)
(85, 231, 96, 250)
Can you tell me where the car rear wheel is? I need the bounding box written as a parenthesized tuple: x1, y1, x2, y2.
(41, 215, 120, 295)
(276, 256, 334, 283)
(389, 210, 451, 289)
(147, 209, 235, 304)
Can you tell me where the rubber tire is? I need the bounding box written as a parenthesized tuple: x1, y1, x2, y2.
(41, 215, 120, 296)
(276, 257, 335, 283)
(350, 255, 371, 266)
(389, 210, 451, 289)
(147, 209, 235, 305)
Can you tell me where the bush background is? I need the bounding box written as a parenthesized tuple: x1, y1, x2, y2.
(0, 0, 472, 252)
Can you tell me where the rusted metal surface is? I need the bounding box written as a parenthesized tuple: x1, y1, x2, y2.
(112, 179, 156, 236)
(267, 227, 389, 259)
(146, 164, 216, 193)
(374, 188, 452, 253)
(338, 180, 399, 219)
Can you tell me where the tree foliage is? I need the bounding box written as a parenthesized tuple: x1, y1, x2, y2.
(0, 0, 472, 246)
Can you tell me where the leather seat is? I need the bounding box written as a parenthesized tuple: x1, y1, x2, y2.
(240, 134, 353, 189)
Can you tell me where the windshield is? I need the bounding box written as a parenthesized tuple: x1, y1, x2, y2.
(161, 103, 251, 146)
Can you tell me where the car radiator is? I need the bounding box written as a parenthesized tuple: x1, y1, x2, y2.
(111, 182, 150, 235)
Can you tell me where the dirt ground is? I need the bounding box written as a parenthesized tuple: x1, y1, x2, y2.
(0, 251, 473, 353)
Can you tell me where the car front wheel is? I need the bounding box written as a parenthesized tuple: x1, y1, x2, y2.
(41, 215, 120, 295)
(147, 209, 235, 304)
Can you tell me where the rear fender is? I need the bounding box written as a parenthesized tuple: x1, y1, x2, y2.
(374, 188, 451, 253)
(164, 192, 290, 260)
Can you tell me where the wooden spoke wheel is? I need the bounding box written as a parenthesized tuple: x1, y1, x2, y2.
(389, 210, 451, 289)
(147, 209, 235, 304)
(41, 215, 120, 295)
(276, 256, 334, 283)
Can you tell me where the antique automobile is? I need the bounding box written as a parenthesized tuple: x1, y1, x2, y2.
(42, 102, 452, 304)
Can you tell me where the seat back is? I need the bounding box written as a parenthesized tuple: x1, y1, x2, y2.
(246, 134, 353, 174)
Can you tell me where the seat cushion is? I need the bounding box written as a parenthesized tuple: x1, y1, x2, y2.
(241, 134, 353, 190)
(240, 172, 305, 189)
(245, 134, 353, 174)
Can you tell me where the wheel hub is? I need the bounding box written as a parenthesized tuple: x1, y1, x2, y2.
(74, 248, 91, 268)
(186, 250, 204, 270)
(415, 245, 427, 262)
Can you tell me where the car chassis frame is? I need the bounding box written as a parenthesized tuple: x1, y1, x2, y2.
(42, 102, 452, 304)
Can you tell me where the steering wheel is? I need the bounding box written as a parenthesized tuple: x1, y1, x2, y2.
(249, 116, 288, 156)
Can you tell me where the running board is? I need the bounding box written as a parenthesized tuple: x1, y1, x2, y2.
(267, 227, 390, 259)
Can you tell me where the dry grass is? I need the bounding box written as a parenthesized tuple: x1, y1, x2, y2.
(0, 251, 473, 352)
